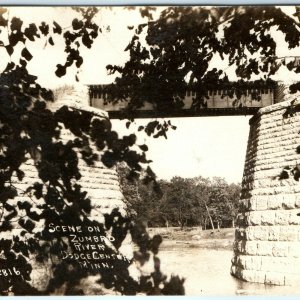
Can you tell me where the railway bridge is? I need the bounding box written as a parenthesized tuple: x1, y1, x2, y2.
(88, 82, 284, 118)
(88, 82, 300, 286)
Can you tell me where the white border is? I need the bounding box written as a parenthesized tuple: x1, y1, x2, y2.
(0, 0, 299, 5)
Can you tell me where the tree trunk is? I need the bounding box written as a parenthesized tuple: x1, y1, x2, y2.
(204, 202, 215, 231)
(232, 218, 235, 228)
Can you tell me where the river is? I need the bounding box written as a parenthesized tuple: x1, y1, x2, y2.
(158, 246, 300, 296)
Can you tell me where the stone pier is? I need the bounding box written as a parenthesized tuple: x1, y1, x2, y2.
(231, 98, 300, 286)
(1, 85, 129, 292)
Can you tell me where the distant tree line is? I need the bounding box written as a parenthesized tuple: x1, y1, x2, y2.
(118, 164, 241, 230)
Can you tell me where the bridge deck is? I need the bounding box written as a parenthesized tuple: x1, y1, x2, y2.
(106, 107, 259, 119)
(88, 83, 284, 119)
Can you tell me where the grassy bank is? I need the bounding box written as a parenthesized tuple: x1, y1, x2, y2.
(148, 227, 235, 250)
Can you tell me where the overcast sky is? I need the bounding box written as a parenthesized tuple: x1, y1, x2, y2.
(112, 116, 251, 183)
(4, 6, 298, 183)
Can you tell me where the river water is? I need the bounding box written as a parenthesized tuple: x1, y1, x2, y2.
(158, 246, 300, 296)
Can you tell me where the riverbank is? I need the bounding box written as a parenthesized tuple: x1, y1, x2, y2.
(148, 227, 235, 250)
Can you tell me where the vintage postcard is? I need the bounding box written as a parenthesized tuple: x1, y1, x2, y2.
(0, 5, 300, 296)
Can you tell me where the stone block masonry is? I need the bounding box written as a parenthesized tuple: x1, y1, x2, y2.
(0, 85, 128, 292)
(231, 98, 300, 286)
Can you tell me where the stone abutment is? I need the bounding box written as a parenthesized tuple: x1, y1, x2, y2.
(231, 99, 300, 286)
(1, 85, 130, 293)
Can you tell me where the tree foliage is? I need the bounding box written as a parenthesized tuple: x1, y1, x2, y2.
(119, 169, 241, 229)
(106, 6, 300, 132)
(0, 7, 183, 295)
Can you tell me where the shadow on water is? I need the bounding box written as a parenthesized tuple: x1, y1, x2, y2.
(158, 245, 300, 296)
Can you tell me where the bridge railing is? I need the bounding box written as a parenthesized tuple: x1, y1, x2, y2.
(88, 83, 285, 118)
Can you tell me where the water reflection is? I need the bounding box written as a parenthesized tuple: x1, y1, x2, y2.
(159, 246, 300, 296)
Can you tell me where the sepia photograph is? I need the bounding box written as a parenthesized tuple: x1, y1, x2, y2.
(1, 4, 300, 296)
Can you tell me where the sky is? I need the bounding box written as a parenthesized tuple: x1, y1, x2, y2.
(112, 116, 251, 183)
(2, 6, 298, 183)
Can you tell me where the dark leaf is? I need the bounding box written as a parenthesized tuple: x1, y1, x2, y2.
(294, 169, 300, 181)
(4, 203, 15, 212)
(20, 59, 27, 67)
(16, 169, 25, 181)
(53, 21, 62, 34)
(139, 144, 148, 151)
(101, 151, 117, 168)
(28, 210, 41, 222)
(18, 219, 35, 233)
(75, 56, 83, 68)
(48, 36, 54, 46)
(55, 64, 66, 77)
(33, 182, 43, 199)
(17, 201, 32, 211)
(3, 62, 15, 73)
(72, 18, 83, 30)
(21, 47, 33, 61)
(5, 45, 13, 55)
(82, 33, 92, 48)
(40, 88, 54, 101)
(24, 23, 38, 41)
(39, 22, 49, 36)
(279, 170, 289, 180)
(10, 17, 23, 32)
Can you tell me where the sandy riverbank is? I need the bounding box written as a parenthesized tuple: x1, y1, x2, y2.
(148, 227, 235, 250)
